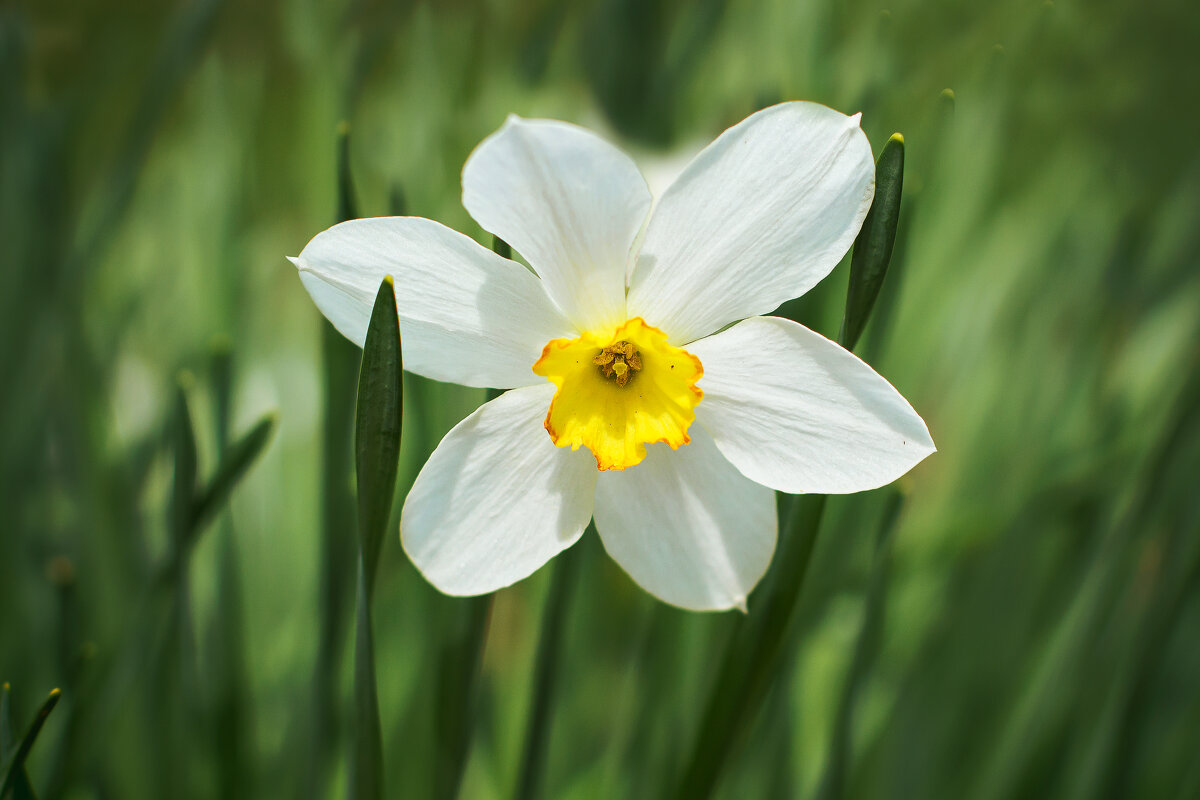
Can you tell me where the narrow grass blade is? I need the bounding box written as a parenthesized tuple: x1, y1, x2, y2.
(349, 277, 403, 800)
(188, 412, 277, 538)
(0, 683, 35, 799)
(815, 491, 903, 800)
(1, 684, 15, 764)
(0, 688, 61, 799)
(351, 564, 385, 800)
(161, 380, 200, 798)
(434, 597, 492, 800)
(354, 277, 403, 591)
(308, 125, 368, 800)
(168, 375, 198, 551)
(424, 232, 508, 800)
(513, 534, 585, 800)
(337, 121, 359, 222)
(492, 236, 512, 260)
(671, 495, 827, 800)
(208, 343, 254, 799)
(839, 133, 905, 352)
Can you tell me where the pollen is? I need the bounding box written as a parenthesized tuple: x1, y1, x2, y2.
(532, 317, 703, 471)
(594, 340, 642, 386)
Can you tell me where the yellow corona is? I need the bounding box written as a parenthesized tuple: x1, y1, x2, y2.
(533, 317, 703, 470)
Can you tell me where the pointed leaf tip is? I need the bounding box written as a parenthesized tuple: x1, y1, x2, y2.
(188, 411, 278, 539)
(355, 277, 404, 590)
(839, 132, 905, 352)
(0, 687, 63, 798)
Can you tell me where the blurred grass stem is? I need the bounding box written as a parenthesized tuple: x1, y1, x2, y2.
(513, 530, 586, 800)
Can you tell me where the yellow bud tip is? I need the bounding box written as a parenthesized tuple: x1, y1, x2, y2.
(336, 120, 350, 137)
(383, 274, 394, 287)
(941, 88, 955, 100)
(3, 682, 10, 690)
(889, 132, 904, 145)
(49, 688, 62, 697)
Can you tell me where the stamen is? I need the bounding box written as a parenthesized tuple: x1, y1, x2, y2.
(594, 340, 643, 387)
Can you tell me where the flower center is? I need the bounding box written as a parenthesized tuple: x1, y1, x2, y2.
(593, 340, 642, 386)
(532, 317, 703, 471)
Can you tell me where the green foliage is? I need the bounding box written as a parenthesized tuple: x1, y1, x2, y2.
(350, 277, 404, 800)
(1, 686, 61, 800)
(3, 1, 1199, 799)
(841, 134, 904, 352)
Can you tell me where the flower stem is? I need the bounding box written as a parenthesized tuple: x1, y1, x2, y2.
(814, 491, 903, 800)
(670, 494, 827, 800)
(434, 595, 493, 799)
(512, 529, 587, 800)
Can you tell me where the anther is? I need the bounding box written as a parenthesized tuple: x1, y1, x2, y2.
(594, 339, 643, 387)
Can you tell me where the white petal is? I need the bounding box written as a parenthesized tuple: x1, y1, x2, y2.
(627, 102, 875, 344)
(462, 116, 652, 332)
(401, 383, 598, 595)
(292, 216, 574, 389)
(593, 426, 777, 612)
(689, 316, 935, 494)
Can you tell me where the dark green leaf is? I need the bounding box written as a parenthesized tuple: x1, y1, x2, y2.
(337, 121, 359, 223)
(815, 491, 903, 800)
(351, 564, 384, 800)
(307, 128, 372, 800)
(0, 683, 34, 800)
(0, 688, 60, 800)
(840, 133, 905, 352)
(307, 317, 360, 798)
(354, 276, 403, 593)
(388, 183, 408, 217)
(207, 343, 254, 800)
(671, 495, 827, 800)
(433, 596, 491, 800)
(513, 537, 584, 800)
(348, 277, 403, 800)
(188, 412, 278, 539)
(169, 375, 198, 550)
(1, 683, 15, 763)
(210, 337, 234, 452)
(492, 235, 511, 261)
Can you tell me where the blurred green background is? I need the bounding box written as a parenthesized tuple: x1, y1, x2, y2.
(3, 0, 1199, 798)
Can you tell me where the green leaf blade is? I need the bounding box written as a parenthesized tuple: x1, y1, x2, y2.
(840, 133, 905, 352)
(169, 375, 199, 550)
(188, 411, 278, 539)
(354, 276, 404, 591)
(348, 276, 403, 800)
(671, 494, 828, 800)
(0, 688, 61, 800)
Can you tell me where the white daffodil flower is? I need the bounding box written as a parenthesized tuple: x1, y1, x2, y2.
(291, 101, 935, 612)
